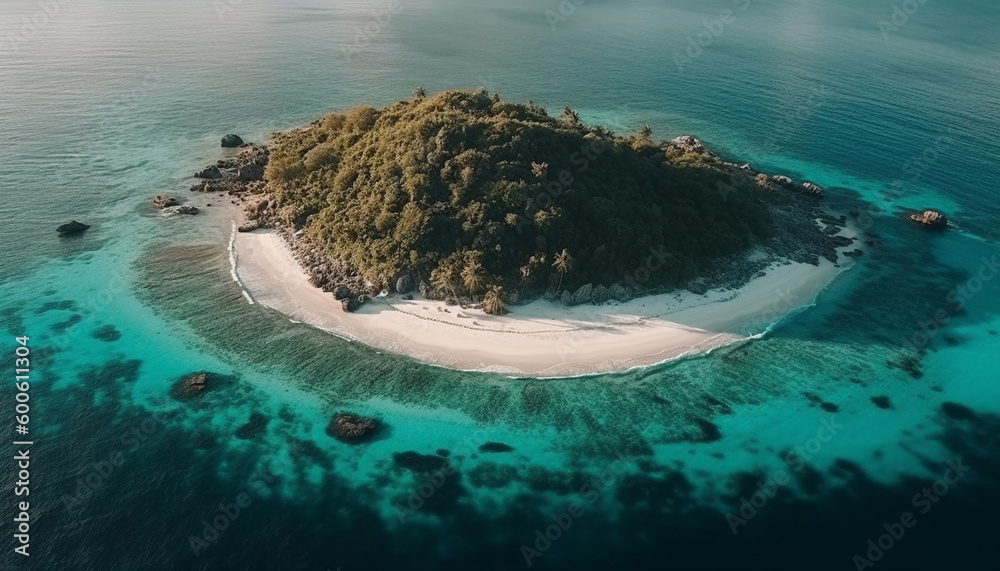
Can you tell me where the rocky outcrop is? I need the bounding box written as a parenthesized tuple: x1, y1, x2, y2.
(341, 296, 364, 312)
(571, 283, 593, 306)
(909, 209, 948, 229)
(172, 372, 209, 400)
(221, 134, 245, 148)
(332, 284, 353, 300)
(560, 290, 572, 306)
(608, 283, 630, 302)
(770, 175, 795, 189)
(800, 182, 823, 196)
(395, 274, 415, 294)
(195, 165, 223, 179)
(591, 284, 610, 304)
(153, 195, 178, 209)
(326, 413, 379, 443)
(237, 222, 259, 232)
(57, 221, 90, 235)
(671, 135, 705, 153)
(162, 205, 199, 215)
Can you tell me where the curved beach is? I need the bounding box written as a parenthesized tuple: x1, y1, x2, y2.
(230, 224, 858, 377)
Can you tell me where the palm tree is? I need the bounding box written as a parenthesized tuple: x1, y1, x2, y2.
(482, 285, 508, 315)
(413, 86, 426, 99)
(461, 258, 487, 301)
(531, 161, 549, 179)
(430, 264, 459, 300)
(639, 125, 652, 139)
(552, 248, 573, 295)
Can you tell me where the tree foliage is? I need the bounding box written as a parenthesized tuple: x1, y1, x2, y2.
(263, 90, 774, 298)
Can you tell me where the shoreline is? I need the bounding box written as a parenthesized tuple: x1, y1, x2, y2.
(230, 222, 859, 378)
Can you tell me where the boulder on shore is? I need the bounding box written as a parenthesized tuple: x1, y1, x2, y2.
(326, 413, 380, 443)
(395, 274, 415, 294)
(571, 283, 594, 306)
(195, 165, 223, 179)
(153, 195, 178, 209)
(800, 182, 823, 196)
(57, 221, 90, 235)
(909, 209, 948, 229)
(221, 134, 245, 148)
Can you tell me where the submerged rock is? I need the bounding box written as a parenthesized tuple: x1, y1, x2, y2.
(172, 372, 209, 400)
(235, 412, 269, 440)
(909, 209, 948, 229)
(162, 205, 199, 215)
(153, 195, 178, 209)
(326, 412, 379, 443)
(57, 221, 90, 235)
(221, 134, 245, 148)
(478, 442, 514, 453)
(800, 182, 823, 196)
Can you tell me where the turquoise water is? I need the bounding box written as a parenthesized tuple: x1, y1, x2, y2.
(1, 0, 999, 569)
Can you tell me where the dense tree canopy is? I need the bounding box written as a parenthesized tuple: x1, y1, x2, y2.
(263, 89, 774, 298)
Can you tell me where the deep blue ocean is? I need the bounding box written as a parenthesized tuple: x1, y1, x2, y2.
(1, 0, 999, 569)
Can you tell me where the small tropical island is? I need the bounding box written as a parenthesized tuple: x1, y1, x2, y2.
(197, 89, 859, 376)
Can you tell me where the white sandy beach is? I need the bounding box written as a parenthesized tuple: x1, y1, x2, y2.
(230, 225, 857, 377)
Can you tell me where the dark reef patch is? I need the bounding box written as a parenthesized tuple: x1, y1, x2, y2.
(36, 299, 78, 313)
(235, 412, 269, 440)
(52, 313, 83, 332)
(871, 396, 892, 409)
(691, 417, 722, 442)
(941, 402, 976, 420)
(478, 442, 514, 453)
(392, 451, 449, 473)
(819, 402, 840, 413)
(91, 324, 122, 342)
(467, 462, 518, 488)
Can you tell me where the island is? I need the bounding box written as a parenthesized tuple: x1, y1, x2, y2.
(194, 89, 859, 377)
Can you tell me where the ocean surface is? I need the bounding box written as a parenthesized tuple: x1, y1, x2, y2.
(1, 0, 999, 569)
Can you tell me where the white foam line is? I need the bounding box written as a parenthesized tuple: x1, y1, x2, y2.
(228, 221, 255, 305)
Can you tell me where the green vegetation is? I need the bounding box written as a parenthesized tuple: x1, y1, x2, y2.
(262, 89, 776, 301)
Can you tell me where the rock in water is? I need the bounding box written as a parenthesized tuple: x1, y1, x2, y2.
(326, 413, 379, 443)
(162, 205, 199, 215)
(153, 195, 178, 209)
(172, 372, 209, 400)
(221, 134, 245, 148)
(57, 221, 90, 235)
(909, 209, 948, 229)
